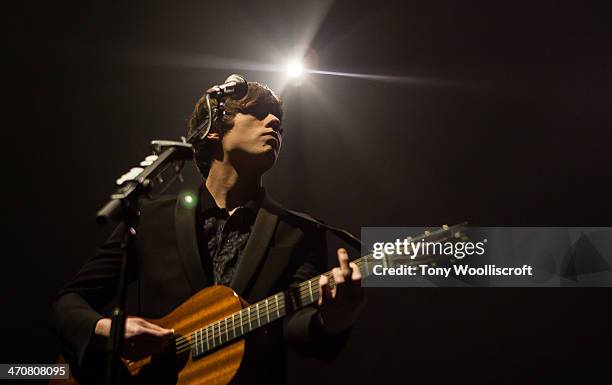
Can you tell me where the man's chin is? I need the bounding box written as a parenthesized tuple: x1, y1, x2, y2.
(244, 149, 278, 174)
(261, 145, 279, 161)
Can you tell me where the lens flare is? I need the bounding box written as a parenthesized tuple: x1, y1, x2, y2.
(286, 61, 305, 78)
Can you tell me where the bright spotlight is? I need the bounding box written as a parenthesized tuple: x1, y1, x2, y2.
(286, 61, 305, 78)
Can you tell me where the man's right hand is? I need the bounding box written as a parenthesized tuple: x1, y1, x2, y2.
(93, 317, 175, 360)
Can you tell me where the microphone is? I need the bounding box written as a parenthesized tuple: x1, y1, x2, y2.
(206, 74, 248, 100)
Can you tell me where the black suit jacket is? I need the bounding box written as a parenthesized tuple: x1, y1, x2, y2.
(50, 189, 348, 385)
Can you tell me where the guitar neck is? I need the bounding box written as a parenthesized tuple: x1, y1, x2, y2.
(190, 252, 412, 359)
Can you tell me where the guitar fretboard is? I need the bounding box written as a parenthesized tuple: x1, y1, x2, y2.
(191, 292, 287, 358)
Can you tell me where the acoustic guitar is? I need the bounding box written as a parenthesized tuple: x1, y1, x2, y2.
(51, 224, 465, 385)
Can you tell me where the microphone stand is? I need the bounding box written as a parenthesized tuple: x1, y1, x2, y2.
(99, 92, 226, 385)
(98, 139, 193, 385)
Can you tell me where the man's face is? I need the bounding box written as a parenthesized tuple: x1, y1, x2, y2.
(220, 111, 283, 173)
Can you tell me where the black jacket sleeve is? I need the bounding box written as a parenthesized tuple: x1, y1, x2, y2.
(49, 223, 136, 366)
(282, 227, 351, 361)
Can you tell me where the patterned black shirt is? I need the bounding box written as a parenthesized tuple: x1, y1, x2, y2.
(199, 187, 261, 287)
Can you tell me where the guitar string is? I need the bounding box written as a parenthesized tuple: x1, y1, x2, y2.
(174, 250, 424, 347)
(173, 275, 332, 356)
(171, 253, 386, 356)
(173, 251, 452, 357)
(173, 250, 447, 356)
(172, 252, 411, 355)
(172, 268, 343, 356)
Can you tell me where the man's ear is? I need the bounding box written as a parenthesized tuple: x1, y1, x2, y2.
(205, 132, 221, 141)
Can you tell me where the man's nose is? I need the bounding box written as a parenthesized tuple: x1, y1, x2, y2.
(264, 114, 282, 133)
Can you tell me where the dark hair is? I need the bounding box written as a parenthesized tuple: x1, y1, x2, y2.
(187, 81, 283, 177)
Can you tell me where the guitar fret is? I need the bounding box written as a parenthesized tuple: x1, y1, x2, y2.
(247, 307, 252, 330)
(225, 318, 229, 341)
(194, 330, 198, 355)
(217, 322, 221, 345)
(211, 323, 215, 346)
(256, 303, 260, 326)
(308, 281, 313, 302)
(275, 295, 280, 318)
(265, 299, 270, 322)
(240, 310, 244, 335)
(231, 314, 236, 338)
(205, 326, 210, 350)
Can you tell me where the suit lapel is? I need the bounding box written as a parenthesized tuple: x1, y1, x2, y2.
(174, 194, 208, 292)
(230, 193, 280, 296)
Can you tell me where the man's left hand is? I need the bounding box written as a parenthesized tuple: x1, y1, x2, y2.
(317, 248, 365, 334)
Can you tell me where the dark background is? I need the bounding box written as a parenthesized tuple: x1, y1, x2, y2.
(5, 0, 612, 384)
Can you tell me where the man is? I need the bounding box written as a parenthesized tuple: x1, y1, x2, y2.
(50, 80, 364, 384)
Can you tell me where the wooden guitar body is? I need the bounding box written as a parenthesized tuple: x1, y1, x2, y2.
(52, 285, 246, 385)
